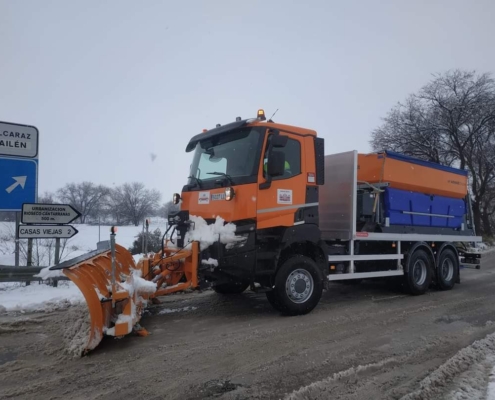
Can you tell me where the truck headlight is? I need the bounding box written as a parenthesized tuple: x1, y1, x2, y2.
(225, 187, 235, 201)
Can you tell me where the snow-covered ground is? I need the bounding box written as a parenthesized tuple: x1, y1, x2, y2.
(0, 218, 169, 266)
(0, 218, 169, 313)
(1, 218, 495, 397)
(0, 215, 239, 314)
(489, 370, 495, 400)
(0, 281, 83, 313)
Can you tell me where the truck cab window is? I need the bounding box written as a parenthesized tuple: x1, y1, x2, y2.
(264, 137, 301, 179)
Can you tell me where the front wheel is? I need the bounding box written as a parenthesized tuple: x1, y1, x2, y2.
(213, 282, 249, 294)
(266, 255, 323, 315)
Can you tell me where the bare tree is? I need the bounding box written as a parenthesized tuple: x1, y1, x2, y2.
(116, 182, 161, 226)
(105, 187, 128, 225)
(159, 200, 180, 219)
(371, 70, 495, 235)
(57, 182, 109, 223)
(371, 96, 455, 165)
(465, 119, 495, 236)
(38, 191, 56, 204)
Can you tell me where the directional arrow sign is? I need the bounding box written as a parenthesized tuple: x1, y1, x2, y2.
(0, 157, 37, 211)
(21, 203, 82, 225)
(6, 176, 27, 193)
(18, 225, 79, 239)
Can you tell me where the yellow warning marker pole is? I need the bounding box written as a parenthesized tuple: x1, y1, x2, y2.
(110, 226, 117, 308)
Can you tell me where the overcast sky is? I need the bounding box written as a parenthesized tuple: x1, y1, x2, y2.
(1, 0, 494, 202)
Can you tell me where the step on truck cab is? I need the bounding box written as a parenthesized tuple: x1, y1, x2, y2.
(168, 109, 483, 315)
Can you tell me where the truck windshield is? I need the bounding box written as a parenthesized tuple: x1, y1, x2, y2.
(188, 127, 263, 187)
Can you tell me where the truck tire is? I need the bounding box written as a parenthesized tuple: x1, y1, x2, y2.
(404, 248, 433, 295)
(437, 248, 458, 291)
(265, 290, 283, 312)
(266, 255, 323, 315)
(213, 282, 249, 294)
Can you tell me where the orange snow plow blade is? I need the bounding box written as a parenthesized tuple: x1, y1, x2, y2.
(49, 237, 200, 355)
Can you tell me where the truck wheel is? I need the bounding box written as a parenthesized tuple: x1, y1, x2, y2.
(266, 255, 323, 315)
(266, 290, 283, 312)
(213, 282, 249, 294)
(437, 249, 458, 291)
(404, 248, 433, 295)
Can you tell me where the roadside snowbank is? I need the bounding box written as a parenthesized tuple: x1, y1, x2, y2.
(0, 253, 15, 265)
(400, 330, 495, 400)
(285, 329, 495, 400)
(466, 242, 494, 253)
(34, 266, 64, 280)
(488, 364, 495, 400)
(0, 282, 83, 313)
(61, 302, 92, 357)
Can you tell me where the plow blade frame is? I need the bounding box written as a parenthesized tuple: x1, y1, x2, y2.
(49, 240, 201, 355)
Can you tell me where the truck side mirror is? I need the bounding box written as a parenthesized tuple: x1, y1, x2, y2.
(259, 133, 288, 190)
(267, 151, 286, 177)
(271, 135, 288, 148)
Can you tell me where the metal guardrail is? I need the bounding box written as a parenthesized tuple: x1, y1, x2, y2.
(0, 265, 69, 284)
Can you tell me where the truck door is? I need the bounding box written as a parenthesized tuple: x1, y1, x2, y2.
(256, 132, 307, 229)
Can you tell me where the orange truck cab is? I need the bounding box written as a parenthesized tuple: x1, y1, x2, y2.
(168, 110, 482, 315)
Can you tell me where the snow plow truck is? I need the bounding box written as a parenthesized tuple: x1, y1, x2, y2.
(50, 109, 482, 354)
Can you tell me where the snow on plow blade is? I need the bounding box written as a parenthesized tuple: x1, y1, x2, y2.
(49, 239, 200, 355)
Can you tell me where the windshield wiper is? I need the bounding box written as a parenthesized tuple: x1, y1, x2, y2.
(187, 175, 203, 188)
(207, 172, 235, 185)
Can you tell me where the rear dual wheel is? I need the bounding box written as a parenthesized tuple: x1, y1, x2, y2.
(266, 255, 323, 315)
(404, 249, 432, 295)
(404, 246, 459, 295)
(436, 248, 458, 291)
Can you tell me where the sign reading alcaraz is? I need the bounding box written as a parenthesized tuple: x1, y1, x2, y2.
(0, 121, 39, 158)
(21, 203, 81, 224)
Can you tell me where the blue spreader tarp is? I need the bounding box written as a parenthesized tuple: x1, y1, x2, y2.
(384, 188, 466, 228)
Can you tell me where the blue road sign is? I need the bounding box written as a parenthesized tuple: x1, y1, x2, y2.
(0, 157, 38, 211)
